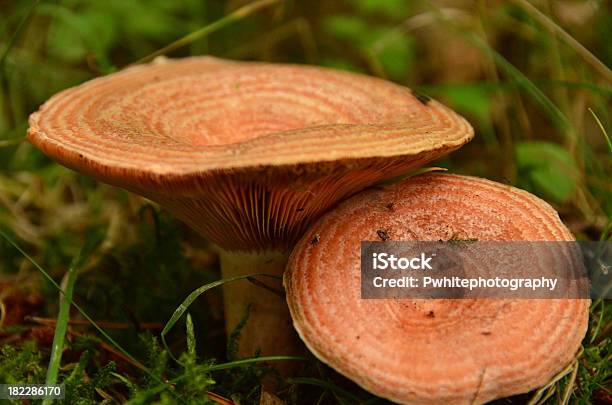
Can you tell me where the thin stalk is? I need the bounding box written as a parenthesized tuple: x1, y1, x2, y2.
(133, 0, 280, 65)
(508, 0, 612, 82)
(160, 272, 279, 364)
(0, 231, 149, 377)
(42, 261, 77, 405)
(122, 355, 304, 404)
(43, 235, 103, 404)
(0, 137, 25, 147)
(0, 229, 187, 403)
(0, 0, 40, 129)
(560, 360, 579, 404)
(0, 0, 40, 68)
(27, 316, 162, 329)
(424, 0, 572, 133)
(217, 250, 302, 364)
(589, 108, 611, 154)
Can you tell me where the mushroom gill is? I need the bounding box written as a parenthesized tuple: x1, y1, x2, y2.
(28, 57, 473, 361)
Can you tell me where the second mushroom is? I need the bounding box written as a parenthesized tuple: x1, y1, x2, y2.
(285, 173, 589, 404)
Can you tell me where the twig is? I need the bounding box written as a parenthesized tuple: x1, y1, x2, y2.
(0, 300, 6, 329)
(27, 316, 163, 330)
(69, 331, 149, 373)
(206, 391, 235, 405)
(526, 347, 583, 405)
(0, 230, 154, 381)
(247, 276, 285, 298)
(560, 361, 579, 405)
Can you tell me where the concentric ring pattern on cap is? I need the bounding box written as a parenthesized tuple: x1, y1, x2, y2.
(285, 173, 589, 404)
(28, 57, 474, 250)
(28, 56, 472, 187)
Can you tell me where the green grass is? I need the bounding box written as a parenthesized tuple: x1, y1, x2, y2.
(0, 229, 304, 404)
(0, 0, 610, 403)
(43, 233, 99, 404)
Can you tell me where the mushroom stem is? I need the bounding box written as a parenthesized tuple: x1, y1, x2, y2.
(218, 249, 300, 360)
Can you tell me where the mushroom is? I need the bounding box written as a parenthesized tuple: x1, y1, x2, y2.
(285, 173, 589, 404)
(27, 57, 473, 359)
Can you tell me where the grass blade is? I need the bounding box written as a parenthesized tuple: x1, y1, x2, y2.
(560, 361, 579, 405)
(526, 348, 583, 405)
(133, 0, 281, 65)
(161, 273, 279, 362)
(43, 234, 103, 404)
(0, 228, 186, 402)
(185, 313, 196, 359)
(125, 355, 304, 404)
(204, 355, 303, 371)
(0, 230, 287, 402)
(42, 263, 76, 404)
(589, 108, 612, 154)
(590, 299, 605, 344)
(0, 137, 25, 147)
(0, 0, 40, 69)
(0, 229, 143, 368)
(508, 0, 612, 83)
(425, 1, 572, 134)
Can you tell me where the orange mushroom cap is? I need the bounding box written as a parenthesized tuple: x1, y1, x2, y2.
(28, 57, 473, 250)
(285, 173, 589, 404)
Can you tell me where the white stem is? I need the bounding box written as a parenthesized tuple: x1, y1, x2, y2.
(218, 249, 301, 363)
